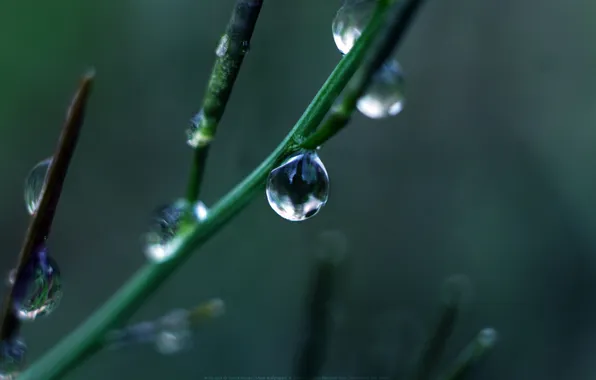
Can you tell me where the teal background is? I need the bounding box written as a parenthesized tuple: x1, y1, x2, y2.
(1, 0, 596, 378)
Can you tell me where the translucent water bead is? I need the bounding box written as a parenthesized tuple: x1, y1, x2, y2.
(266, 151, 329, 222)
(155, 309, 192, 355)
(23, 158, 52, 215)
(332, 0, 375, 54)
(10, 254, 62, 321)
(0, 337, 26, 379)
(357, 60, 406, 119)
(144, 199, 209, 263)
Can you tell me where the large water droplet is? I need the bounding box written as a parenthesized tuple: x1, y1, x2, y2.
(0, 337, 26, 379)
(357, 60, 406, 119)
(23, 158, 52, 215)
(13, 255, 62, 321)
(155, 309, 192, 355)
(144, 199, 209, 263)
(332, 0, 375, 54)
(266, 151, 329, 222)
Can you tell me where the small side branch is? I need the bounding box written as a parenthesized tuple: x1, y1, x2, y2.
(186, 0, 264, 203)
(301, 0, 428, 150)
(0, 71, 94, 342)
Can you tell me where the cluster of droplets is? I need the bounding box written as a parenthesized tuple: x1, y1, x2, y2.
(266, 151, 330, 222)
(144, 199, 209, 263)
(332, 0, 406, 119)
(105, 298, 225, 355)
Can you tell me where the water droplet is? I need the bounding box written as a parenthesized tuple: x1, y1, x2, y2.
(357, 60, 405, 119)
(13, 255, 62, 321)
(144, 199, 209, 263)
(186, 110, 213, 148)
(23, 158, 52, 215)
(0, 337, 26, 378)
(266, 151, 329, 222)
(216, 35, 229, 57)
(477, 327, 498, 348)
(6, 270, 15, 287)
(332, 0, 375, 54)
(155, 309, 192, 355)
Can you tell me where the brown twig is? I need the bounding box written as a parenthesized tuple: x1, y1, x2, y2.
(0, 70, 95, 341)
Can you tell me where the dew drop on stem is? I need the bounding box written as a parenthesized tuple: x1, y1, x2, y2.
(357, 60, 406, 119)
(266, 151, 329, 222)
(11, 249, 63, 321)
(23, 158, 52, 215)
(332, 0, 375, 55)
(144, 199, 209, 263)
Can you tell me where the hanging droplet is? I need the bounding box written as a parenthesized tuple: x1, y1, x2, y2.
(0, 337, 26, 379)
(332, 0, 375, 54)
(23, 158, 52, 215)
(144, 199, 209, 263)
(357, 60, 406, 119)
(12, 253, 63, 321)
(186, 110, 213, 148)
(154, 309, 192, 355)
(266, 151, 329, 222)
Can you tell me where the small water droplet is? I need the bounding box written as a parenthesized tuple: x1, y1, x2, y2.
(155, 309, 192, 355)
(144, 199, 209, 263)
(0, 337, 26, 378)
(357, 60, 406, 119)
(13, 255, 62, 321)
(266, 151, 329, 222)
(332, 0, 375, 54)
(478, 327, 498, 348)
(216, 35, 229, 57)
(186, 110, 213, 148)
(23, 158, 52, 215)
(6, 270, 15, 287)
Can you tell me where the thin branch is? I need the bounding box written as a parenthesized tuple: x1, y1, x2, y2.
(410, 300, 459, 380)
(186, 0, 264, 203)
(293, 254, 341, 379)
(18, 2, 396, 379)
(301, 0, 428, 150)
(0, 71, 95, 341)
(440, 328, 498, 380)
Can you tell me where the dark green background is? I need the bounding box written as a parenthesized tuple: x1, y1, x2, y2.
(1, 0, 595, 379)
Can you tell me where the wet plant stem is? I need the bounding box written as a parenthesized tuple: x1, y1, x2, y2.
(186, 0, 264, 203)
(17, 0, 430, 378)
(0, 72, 94, 342)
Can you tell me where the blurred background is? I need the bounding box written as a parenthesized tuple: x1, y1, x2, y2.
(1, 0, 596, 379)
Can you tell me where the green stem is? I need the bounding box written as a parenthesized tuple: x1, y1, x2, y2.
(18, 3, 393, 380)
(440, 328, 498, 380)
(186, 0, 264, 204)
(302, 0, 428, 150)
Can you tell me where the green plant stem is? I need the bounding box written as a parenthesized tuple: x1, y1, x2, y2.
(186, 0, 264, 203)
(441, 328, 498, 380)
(0, 71, 94, 342)
(411, 287, 461, 380)
(19, 2, 395, 379)
(301, 0, 428, 150)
